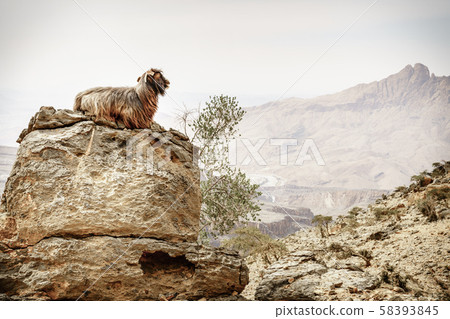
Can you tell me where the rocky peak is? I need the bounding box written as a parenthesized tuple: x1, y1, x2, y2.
(413, 62, 430, 76)
(375, 63, 434, 104)
(324, 63, 441, 108)
(387, 63, 430, 84)
(397, 63, 414, 77)
(411, 63, 430, 85)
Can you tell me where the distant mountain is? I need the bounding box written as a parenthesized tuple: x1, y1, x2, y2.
(239, 63, 449, 190)
(0, 146, 17, 194)
(258, 185, 386, 217)
(236, 63, 449, 217)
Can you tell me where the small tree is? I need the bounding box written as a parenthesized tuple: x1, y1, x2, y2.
(336, 215, 346, 224)
(201, 168, 261, 238)
(222, 227, 287, 265)
(311, 214, 332, 238)
(394, 186, 408, 194)
(431, 161, 450, 178)
(348, 207, 362, 218)
(410, 170, 431, 188)
(178, 95, 262, 242)
(416, 199, 438, 222)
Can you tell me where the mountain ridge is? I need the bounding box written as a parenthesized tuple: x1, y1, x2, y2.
(238, 63, 450, 193)
(256, 63, 448, 109)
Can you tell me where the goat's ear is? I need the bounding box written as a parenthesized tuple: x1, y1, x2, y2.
(137, 76, 141, 82)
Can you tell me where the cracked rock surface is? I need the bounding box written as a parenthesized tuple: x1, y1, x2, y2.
(2, 107, 200, 248)
(0, 236, 248, 300)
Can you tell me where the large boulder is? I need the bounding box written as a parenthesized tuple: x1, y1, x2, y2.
(255, 251, 378, 301)
(1, 107, 201, 248)
(0, 106, 249, 300)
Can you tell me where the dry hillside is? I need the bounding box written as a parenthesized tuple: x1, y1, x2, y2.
(243, 161, 450, 301)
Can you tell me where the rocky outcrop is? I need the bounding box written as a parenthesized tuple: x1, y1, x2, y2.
(0, 107, 248, 300)
(255, 251, 378, 301)
(0, 237, 248, 300)
(1, 107, 200, 248)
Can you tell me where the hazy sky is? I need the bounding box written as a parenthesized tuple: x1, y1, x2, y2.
(0, 0, 449, 146)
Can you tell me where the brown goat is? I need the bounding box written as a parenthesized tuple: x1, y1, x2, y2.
(73, 69, 170, 129)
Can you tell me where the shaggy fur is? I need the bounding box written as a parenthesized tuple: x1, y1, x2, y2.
(73, 69, 170, 129)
